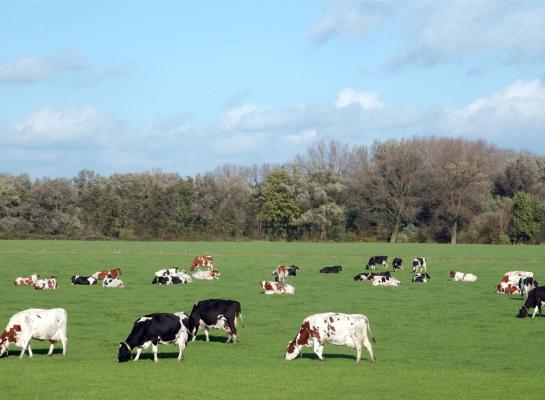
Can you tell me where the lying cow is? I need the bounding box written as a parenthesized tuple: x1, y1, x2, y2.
(191, 255, 213, 271)
(366, 256, 388, 270)
(496, 282, 521, 295)
(192, 269, 220, 280)
(13, 273, 39, 286)
(103, 277, 124, 288)
(372, 276, 400, 286)
(117, 312, 189, 363)
(260, 281, 295, 295)
(500, 271, 533, 285)
(353, 272, 391, 281)
(516, 287, 545, 318)
(412, 257, 427, 273)
(519, 277, 539, 299)
(0, 308, 67, 358)
(320, 266, 342, 273)
(285, 312, 376, 363)
(450, 271, 478, 282)
(392, 258, 403, 271)
(71, 275, 97, 285)
(154, 267, 179, 278)
(33, 277, 57, 290)
(187, 299, 242, 343)
(412, 273, 431, 283)
(92, 268, 122, 280)
(152, 275, 184, 285)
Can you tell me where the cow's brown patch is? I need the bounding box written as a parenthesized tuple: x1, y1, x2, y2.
(309, 325, 321, 341)
(501, 274, 509, 283)
(329, 316, 334, 323)
(287, 340, 296, 354)
(449, 271, 455, 278)
(1, 325, 22, 343)
(264, 282, 273, 291)
(327, 323, 336, 333)
(297, 321, 311, 345)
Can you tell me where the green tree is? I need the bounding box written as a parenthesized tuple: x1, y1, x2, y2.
(509, 192, 539, 243)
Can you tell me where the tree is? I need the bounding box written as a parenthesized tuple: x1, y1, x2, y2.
(509, 192, 539, 243)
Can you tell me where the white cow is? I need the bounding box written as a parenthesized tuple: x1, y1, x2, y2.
(260, 281, 295, 295)
(192, 269, 220, 280)
(285, 313, 375, 363)
(0, 308, 67, 358)
(450, 271, 478, 282)
(175, 270, 193, 283)
(372, 276, 400, 286)
(103, 277, 125, 288)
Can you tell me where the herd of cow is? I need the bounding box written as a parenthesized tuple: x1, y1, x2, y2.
(2, 253, 545, 365)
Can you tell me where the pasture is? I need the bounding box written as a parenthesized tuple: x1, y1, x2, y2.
(0, 240, 544, 399)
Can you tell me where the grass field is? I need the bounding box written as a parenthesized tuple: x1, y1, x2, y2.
(0, 240, 544, 399)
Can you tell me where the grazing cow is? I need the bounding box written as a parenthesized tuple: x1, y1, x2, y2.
(92, 268, 122, 280)
(33, 277, 57, 290)
(412, 273, 431, 283)
(372, 276, 400, 286)
(117, 312, 189, 363)
(392, 258, 403, 271)
(154, 267, 179, 278)
(187, 299, 242, 343)
(496, 282, 521, 295)
(500, 271, 533, 285)
(0, 308, 67, 359)
(192, 269, 220, 280)
(517, 287, 545, 318)
(320, 266, 342, 273)
(260, 281, 295, 295)
(450, 271, 478, 282)
(71, 275, 97, 285)
(366, 256, 388, 270)
(284, 313, 375, 363)
(519, 277, 539, 299)
(13, 273, 39, 286)
(412, 257, 427, 273)
(103, 276, 124, 288)
(191, 255, 213, 271)
(353, 272, 391, 281)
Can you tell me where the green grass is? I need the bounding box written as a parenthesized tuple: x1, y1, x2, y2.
(0, 240, 544, 399)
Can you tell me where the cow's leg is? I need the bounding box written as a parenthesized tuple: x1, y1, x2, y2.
(313, 341, 324, 361)
(191, 321, 200, 342)
(133, 347, 142, 362)
(60, 334, 67, 357)
(355, 342, 362, 363)
(152, 343, 158, 363)
(362, 335, 375, 363)
(204, 327, 210, 342)
(27, 343, 33, 358)
(227, 317, 237, 344)
(383, 261, 388, 271)
(47, 341, 55, 356)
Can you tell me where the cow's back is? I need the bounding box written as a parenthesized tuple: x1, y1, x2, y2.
(8, 308, 67, 340)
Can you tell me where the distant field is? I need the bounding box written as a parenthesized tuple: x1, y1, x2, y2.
(0, 240, 544, 399)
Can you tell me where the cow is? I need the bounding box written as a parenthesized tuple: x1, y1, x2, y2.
(366, 256, 388, 271)
(516, 287, 545, 318)
(33, 277, 57, 290)
(273, 265, 288, 283)
(287, 265, 300, 276)
(176, 270, 192, 283)
(496, 282, 521, 295)
(320, 266, 342, 273)
(117, 312, 189, 363)
(372, 276, 400, 286)
(71, 275, 97, 285)
(191, 255, 213, 271)
(152, 275, 184, 285)
(103, 276, 124, 288)
(412, 273, 431, 283)
(519, 277, 539, 299)
(284, 313, 375, 363)
(500, 271, 533, 285)
(92, 268, 122, 280)
(450, 271, 478, 282)
(260, 281, 295, 295)
(192, 269, 220, 280)
(392, 258, 403, 271)
(412, 257, 427, 273)
(13, 273, 39, 286)
(353, 272, 391, 281)
(187, 299, 242, 343)
(154, 267, 179, 278)
(0, 308, 67, 359)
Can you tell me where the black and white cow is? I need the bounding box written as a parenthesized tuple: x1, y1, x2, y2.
(187, 299, 242, 343)
(353, 271, 391, 281)
(392, 258, 403, 271)
(287, 265, 300, 276)
(517, 287, 545, 318)
(117, 312, 189, 363)
(519, 277, 539, 299)
(151, 276, 184, 285)
(71, 275, 97, 285)
(320, 266, 342, 273)
(366, 256, 388, 270)
(412, 257, 427, 273)
(412, 273, 430, 283)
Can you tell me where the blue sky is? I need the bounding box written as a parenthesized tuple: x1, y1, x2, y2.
(2, 1, 545, 178)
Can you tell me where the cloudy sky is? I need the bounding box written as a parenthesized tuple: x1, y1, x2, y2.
(2, 1, 545, 178)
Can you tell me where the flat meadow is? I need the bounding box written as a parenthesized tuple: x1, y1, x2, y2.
(0, 240, 544, 399)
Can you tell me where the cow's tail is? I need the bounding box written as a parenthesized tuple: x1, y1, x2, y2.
(365, 316, 376, 343)
(236, 303, 244, 328)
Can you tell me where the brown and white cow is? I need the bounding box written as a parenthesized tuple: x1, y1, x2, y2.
(13, 273, 39, 286)
(273, 265, 288, 282)
(33, 277, 57, 290)
(92, 268, 122, 280)
(496, 282, 521, 295)
(192, 269, 220, 280)
(191, 256, 213, 271)
(499, 271, 533, 285)
(450, 271, 478, 282)
(260, 281, 295, 295)
(285, 313, 376, 363)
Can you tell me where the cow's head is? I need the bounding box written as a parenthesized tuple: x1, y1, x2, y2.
(517, 306, 529, 318)
(449, 271, 456, 278)
(285, 339, 301, 360)
(0, 325, 21, 357)
(117, 342, 133, 362)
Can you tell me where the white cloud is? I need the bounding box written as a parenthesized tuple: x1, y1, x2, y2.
(284, 129, 318, 145)
(335, 88, 384, 110)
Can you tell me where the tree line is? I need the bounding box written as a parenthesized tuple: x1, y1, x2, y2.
(1, 137, 544, 244)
